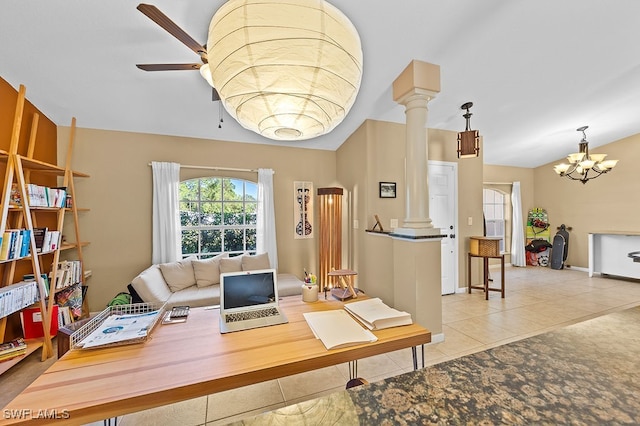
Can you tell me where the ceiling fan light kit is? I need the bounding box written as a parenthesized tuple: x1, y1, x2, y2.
(554, 126, 618, 184)
(206, 0, 363, 141)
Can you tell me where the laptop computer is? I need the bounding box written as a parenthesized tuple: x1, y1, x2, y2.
(219, 268, 288, 333)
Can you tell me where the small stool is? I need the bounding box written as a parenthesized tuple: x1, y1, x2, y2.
(467, 253, 505, 300)
(328, 269, 358, 300)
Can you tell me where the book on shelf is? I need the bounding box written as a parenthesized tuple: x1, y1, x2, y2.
(33, 227, 47, 253)
(0, 338, 27, 363)
(0, 229, 31, 260)
(343, 297, 413, 330)
(303, 309, 377, 350)
(9, 183, 22, 206)
(0, 280, 40, 317)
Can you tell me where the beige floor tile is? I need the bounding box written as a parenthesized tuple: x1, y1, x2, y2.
(334, 353, 403, 382)
(119, 396, 207, 426)
(207, 380, 283, 422)
(206, 402, 285, 426)
(434, 325, 484, 356)
(278, 366, 346, 401)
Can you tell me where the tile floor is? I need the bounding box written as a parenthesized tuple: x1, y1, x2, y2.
(5, 266, 640, 426)
(110, 266, 640, 426)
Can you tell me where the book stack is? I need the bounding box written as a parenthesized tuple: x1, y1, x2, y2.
(52, 260, 82, 290)
(0, 229, 31, 260)
(0, 338, 27, 363)
(0, 281, 40, 317)
(32, 227, 61, 253)
(25, 184, 67, 208)
(344, 298, 413, 330)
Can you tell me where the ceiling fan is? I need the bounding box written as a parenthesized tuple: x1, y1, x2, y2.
(135, 3, 220, 101)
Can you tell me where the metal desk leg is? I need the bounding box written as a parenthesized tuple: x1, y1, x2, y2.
(411, 345, 425, 370)
(348, 360, 358, 380)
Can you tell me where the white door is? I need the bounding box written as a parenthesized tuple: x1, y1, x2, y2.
(428, 161, 458, 295)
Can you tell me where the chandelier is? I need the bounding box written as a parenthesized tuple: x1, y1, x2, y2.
(206, 0, 363, 141)
(553, 126, 618, 184)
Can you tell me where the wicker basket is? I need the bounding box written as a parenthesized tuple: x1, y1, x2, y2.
(470, 237, 500, 257)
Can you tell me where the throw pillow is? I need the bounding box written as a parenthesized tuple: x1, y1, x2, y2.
(219, 255, 244, 274)
(192, 253, 229, 288)
(242, 252, 271, 271)
(159, 257, 196, 292)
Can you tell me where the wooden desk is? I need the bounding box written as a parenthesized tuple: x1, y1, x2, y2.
(1, 296, 430, 425)
(467, 252, 505, 300)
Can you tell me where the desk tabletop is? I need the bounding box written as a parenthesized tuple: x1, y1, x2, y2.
(1, 296, 430, 425)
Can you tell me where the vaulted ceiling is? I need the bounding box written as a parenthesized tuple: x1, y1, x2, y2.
(1, 1, 639, 167)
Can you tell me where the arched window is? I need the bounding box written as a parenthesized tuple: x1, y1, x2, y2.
(179, 177, 257, 258)
(483, 188, 509, 253)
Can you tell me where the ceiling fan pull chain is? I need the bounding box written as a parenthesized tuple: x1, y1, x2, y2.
(218, 102, 224, 129)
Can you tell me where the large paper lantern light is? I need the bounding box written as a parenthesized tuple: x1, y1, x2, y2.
(207, 0, 363, 141)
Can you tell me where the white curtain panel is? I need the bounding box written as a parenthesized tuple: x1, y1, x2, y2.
(257, 168, 278, 270)
(510, 181, 526, 267)
(151, 161, 181, 264)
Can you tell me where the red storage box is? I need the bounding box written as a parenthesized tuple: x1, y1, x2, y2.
(20, 306, 59, 339)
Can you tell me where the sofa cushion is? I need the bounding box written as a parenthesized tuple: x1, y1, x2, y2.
(130, 265, 172, 303)
(219, 255, 244, 274)
(159, 258, 196, 292)
(166, 284, 220, 309)
(242, 252, 271, 271)
(192, 253, 228, 288)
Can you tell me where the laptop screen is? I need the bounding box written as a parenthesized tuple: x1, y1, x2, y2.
(221, 269, 278, 310)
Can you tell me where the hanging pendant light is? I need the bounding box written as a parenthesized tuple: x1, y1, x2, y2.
(553, 126, 618, 184)
(457, 102, 480, 158)
(207, 0, 363, 141)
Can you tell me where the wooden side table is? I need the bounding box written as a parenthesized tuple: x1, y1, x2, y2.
(467, 253, 505, 300)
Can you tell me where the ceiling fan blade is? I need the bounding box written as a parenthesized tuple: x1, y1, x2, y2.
(137, 63, 201, 71)
(137, 3, 207, 57)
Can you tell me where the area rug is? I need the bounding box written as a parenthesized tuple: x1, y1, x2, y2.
(234, 305, 640, 425)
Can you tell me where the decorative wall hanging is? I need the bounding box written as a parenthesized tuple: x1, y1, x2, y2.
(294, 181, 314, 239)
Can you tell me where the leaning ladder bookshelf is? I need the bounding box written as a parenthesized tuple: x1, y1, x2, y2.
(0, 84, 90, 374)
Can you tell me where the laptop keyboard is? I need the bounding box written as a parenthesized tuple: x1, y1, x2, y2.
(225, 307, 280, 323)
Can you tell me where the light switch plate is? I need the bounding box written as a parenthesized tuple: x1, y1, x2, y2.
(390, 218, 399, 228)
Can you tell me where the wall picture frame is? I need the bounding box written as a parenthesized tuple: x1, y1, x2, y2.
(379, 182, 396, 198)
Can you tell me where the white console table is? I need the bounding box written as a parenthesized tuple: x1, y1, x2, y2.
(589, 232, 640, 279)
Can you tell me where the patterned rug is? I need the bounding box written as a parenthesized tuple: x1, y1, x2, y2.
(234, 305, 640, 425)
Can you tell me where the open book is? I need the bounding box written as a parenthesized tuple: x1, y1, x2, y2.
(303, 310, 377, 350)
(344, 298, 412, 330)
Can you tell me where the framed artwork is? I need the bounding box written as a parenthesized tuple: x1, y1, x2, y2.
(293, 181, 314, 239)
(379, 182, 396, 198)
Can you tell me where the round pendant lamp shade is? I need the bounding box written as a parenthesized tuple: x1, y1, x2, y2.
(207, 0, 363, 141)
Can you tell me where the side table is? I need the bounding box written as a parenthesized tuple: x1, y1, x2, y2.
(57, 317, 92, 358)
(467, 252, 505, 300)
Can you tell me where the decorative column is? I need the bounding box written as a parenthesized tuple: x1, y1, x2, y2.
(392, 60, 441, 237)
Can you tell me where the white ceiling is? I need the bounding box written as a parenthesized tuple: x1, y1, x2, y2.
(1, 1, 639, 168)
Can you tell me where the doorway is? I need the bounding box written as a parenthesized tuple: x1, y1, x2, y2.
(428, 161, 458, 295)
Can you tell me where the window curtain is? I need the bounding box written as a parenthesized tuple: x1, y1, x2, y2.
(257, 168, 278, 270)
(510, 181, 526, 267)
(151, 161, 181, 264)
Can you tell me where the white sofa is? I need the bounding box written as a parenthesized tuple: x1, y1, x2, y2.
(130, 253, 304, 309)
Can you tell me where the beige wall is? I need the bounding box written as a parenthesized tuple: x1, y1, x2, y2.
(532, 133, 640, 269)
(57, 127, 336, 311)
(337, 119, 485, 303)
(482, 165, 536, 265)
